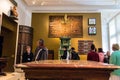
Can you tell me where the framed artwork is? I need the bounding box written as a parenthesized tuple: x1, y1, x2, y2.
(49, 15, 83, 38)
(88, 26, 96, 35)
(88, 18, 96, 25)
(78, 40, 93, 54)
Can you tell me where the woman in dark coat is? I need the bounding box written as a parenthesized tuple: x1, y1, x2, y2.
(71, 47, 80, 60)
(61, 46, 68, 59)
(22, 46, 33, 63)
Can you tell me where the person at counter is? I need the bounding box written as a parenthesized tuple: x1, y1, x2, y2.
(34, 39, 48, 61)
(98, 48, 104, 62)
(104, 51, 110, 63)
(22, 46, 33, 63)
(87, 44, 99, 62)
(109, 43, 120, 80)
(61, 46, 69, 60)
(70, 47, 80, 60)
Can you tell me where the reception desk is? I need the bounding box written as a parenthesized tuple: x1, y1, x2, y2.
(16, 60, 120, 80)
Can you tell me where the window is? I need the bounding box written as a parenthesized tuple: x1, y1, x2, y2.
(108, 13, 120, 53)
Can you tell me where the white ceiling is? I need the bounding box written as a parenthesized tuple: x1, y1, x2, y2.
(23, 0, 120, 13)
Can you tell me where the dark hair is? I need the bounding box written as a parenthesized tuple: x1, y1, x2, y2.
(91, 44, 95, 50)
(98, 48, 103, 52)
(64, 46, 67, 49)
(39, 39, 44, 46)
(71, 47, 75, 50)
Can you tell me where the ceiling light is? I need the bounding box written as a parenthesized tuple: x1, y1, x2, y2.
(41, 2, 45, 6)
(32, 1, 35, 5)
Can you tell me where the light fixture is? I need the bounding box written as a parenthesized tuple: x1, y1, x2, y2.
(41, 1, 45, 6)
(32, 1, 36, 5)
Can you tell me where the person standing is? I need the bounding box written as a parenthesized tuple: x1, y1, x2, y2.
(61, 46, 68, 60)
(104, 51, 110, 63)
(70, 47, 80, 60)
(98, 48, 104, 62)
(109, 44, 120, 80)
(22, 46, 33, 63)
(87, 44, 99, 62)
(34, 39, 48, 61)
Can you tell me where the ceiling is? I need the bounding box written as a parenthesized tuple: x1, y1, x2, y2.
(23, 0, 120, 13)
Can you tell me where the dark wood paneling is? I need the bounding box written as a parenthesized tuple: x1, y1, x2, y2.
(1, 13, 17, 72)
(16, 25, 33, 64)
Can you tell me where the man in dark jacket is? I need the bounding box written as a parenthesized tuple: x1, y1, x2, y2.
(61, 46, 68, 59)
(71, 47, 80, 60)
(34, 39, 48, 61)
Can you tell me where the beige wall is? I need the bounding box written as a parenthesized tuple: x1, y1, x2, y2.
(32, 13, 102, 59)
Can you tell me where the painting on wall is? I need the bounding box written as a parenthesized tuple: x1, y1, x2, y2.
(49, 15, 83, 38)
(78, 40, 93, 54)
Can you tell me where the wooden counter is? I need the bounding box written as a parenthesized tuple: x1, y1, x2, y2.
(16, 60, 120, 80)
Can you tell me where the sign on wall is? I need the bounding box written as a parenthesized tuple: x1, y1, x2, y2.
(78, 40, 93, 54)
(49, 15, 83, 38)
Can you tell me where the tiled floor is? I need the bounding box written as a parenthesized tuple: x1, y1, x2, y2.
(0, 72, 25, 80)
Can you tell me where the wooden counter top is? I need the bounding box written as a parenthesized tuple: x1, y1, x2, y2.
(16, 60, 120, 69)
(15, 60, 120, 80)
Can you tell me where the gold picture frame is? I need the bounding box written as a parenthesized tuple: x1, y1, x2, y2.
(49, 15, 83, 38)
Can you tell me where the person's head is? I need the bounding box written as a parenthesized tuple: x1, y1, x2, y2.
(38, 39, 44, 47)
(71, 47, 75, 51)
(98, 48, 103, 52)
(26, 46, 31, 52)
(112, 43, 119, 51)
(63, 46, 67, 50)
(91, 44, 95, 51)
